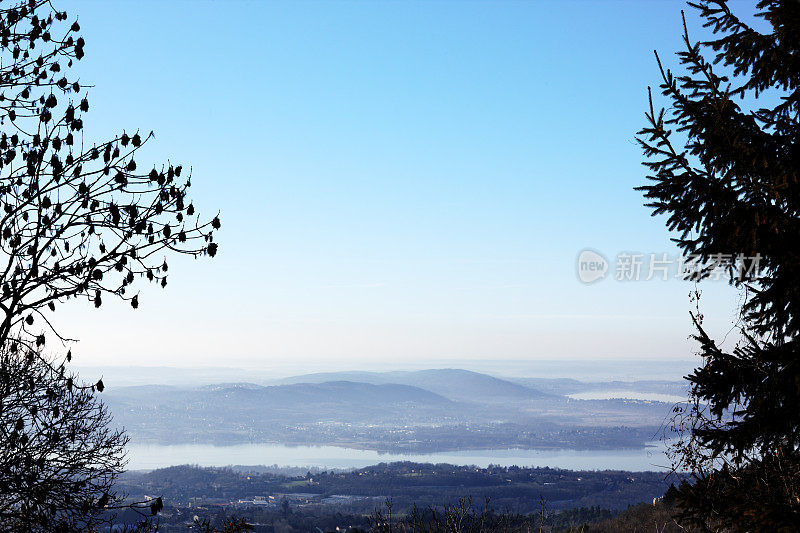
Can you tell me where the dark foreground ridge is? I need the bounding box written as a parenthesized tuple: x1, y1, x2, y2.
(115, 462, 674, 531)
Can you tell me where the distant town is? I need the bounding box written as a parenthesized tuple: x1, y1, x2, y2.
(116, 463, 670, 531)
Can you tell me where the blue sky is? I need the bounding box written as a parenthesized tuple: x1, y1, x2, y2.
(58, 1, 752, 370)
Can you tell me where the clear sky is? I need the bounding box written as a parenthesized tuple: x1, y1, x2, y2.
(57, 0, 754, 370)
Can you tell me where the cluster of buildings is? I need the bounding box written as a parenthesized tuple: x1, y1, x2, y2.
(235, 492, 377, 507)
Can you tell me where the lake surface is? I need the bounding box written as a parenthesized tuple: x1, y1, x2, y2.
(126, 442, 671, 472)
(567, 391, 686, 403)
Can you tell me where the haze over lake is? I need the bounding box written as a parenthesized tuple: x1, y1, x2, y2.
(567, 391, 686, 403)
(126, 441, 671, 472)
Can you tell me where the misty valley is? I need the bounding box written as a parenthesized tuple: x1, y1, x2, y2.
(102, 369, 684, 467)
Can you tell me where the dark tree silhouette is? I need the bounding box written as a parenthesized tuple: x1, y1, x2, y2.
(191, 516, 255, 533)
(0, 0, 219, 355)
(0, 341, 162, 532)
(638, 0, 800, 530)
(0, 0, 219, 530)
(368, 498, 532, 533)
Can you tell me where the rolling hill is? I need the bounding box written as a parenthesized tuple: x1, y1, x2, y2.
(278, 368, 552, 404)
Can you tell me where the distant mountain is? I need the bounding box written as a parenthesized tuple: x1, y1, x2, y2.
(108, 380, 454, 410)
(105, 380, 459, 436)
(221, 380, 456, 409)
(101, 370, 677, 448)
(279, 368, 552, 404)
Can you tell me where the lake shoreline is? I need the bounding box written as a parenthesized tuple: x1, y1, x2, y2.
(125, 438, 662, 454)
(124, 441, 672, 472)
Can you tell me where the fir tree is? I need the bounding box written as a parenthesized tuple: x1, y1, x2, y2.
(637, 0, 800, 530)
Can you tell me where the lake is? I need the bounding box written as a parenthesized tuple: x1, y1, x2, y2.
(126, 442, 672, 472)
(567, 391, 686, 403)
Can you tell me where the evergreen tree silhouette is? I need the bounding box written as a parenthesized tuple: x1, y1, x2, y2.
(638, 0, 800, 529)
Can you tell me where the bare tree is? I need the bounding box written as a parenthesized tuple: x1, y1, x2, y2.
(0, 341, 162, 532)
(0, 0, 219, 356)
(368, 498, 532, 533)
(0, 0, 219, 530)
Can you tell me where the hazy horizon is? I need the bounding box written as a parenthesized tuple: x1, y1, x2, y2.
(75, 358, 698, 388)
